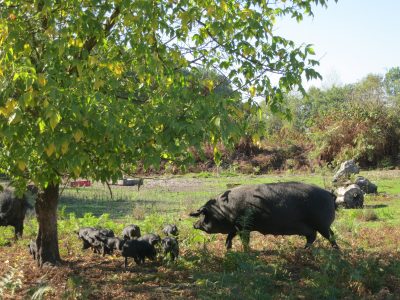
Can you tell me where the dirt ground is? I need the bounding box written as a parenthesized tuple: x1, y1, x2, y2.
(0, 240, 202, 299)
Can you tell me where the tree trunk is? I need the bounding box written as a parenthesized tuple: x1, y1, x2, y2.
(35, 183, 61, 267)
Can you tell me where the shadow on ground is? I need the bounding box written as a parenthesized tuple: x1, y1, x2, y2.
(59, 196, 182, 219)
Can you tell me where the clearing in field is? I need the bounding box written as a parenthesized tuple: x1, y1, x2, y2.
(1, 170, 399, 299)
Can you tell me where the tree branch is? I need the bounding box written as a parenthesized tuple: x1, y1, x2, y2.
(82, 7, 121, 55)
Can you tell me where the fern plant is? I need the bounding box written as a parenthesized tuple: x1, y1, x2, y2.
(0, 266, 23, 297)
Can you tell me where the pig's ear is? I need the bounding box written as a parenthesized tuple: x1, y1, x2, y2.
(189, 210, 201, 217)
(220, 190, 231, 202)
(189, 207, 207, 217)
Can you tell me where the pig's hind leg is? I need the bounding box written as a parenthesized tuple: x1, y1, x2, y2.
(318, 227, 339, 249)
(304, 230, 317, 248)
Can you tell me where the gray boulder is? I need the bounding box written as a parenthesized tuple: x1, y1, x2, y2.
(355, 176, 377, 194)
(333, 160, 360, 183)
(336, 184, 364, 208)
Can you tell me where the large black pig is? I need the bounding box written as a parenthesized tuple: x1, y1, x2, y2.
(0, 188, 33, 239)
(190, 182, 339, 250)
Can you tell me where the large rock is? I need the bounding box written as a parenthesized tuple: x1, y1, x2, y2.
(336, 184, 364, 209)
(333, 160, 360, 183)
(355, 176, 378, 194)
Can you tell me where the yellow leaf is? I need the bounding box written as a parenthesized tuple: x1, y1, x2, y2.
(88, 56, 98, 66)
(241, 8, 252, 17)
(43, 99, 49, 108)
(37, 73, 47, 86)
(207, 6, 215, 15)
(61, 141, 69, 154)
(49, 112, 61, 130)
(249, 86, 256, 97)
(68, 38, 83, 48)
(221, 0, 228, 11)
(155, 124, 164, 132)
(147, 34, 155, 45)
(115, 65, 123, 75)
(123, 14, 135, 26)
(204, 80, 214, 91)
(38, 119, 46, 133)
(166, 77, 173, 87)
(0, 99, 17, 117)
(214, 117, 220, 127)
(73, 130, 83, 142)
(23, 43, 31, 53)
(93, 79, 104, 90)
(45, 143, 56, 157)
(252, 134, 260, 144)
(8, 111, 21, 124)
(242, 102, 250, 111)
(22, 90, 34, 107)
(108, 63, 123, 76)
(73, 166, 81, 177)
(146, 76, 151, 86)
(17, 160, 26, 171)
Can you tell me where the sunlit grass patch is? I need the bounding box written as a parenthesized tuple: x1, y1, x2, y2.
(0, 227, 14, 246)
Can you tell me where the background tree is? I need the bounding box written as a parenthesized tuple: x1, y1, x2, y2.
(0, 0, 335, 267)
(384, 67, 400, 104)
(261, 69, 400, 169)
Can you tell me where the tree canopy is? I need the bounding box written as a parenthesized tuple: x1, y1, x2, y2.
(0, 0, 338, 266)
(0, 0, 336, 190)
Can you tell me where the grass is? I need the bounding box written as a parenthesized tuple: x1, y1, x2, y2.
(0, 169, 400, 299)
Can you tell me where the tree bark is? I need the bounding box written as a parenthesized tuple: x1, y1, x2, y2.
(35, 183, 61, 267)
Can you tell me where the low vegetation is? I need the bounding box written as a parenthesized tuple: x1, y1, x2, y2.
(1, 170, 399, 299)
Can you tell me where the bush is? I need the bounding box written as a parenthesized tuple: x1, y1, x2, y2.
(310, 100, 400, 167)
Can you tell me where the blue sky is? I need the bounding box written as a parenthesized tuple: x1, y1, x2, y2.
(276, 0, 400, 88)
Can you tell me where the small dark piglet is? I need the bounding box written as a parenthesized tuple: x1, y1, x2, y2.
(75, 227, 96, 250)
(161, 237, 179, 261)
(96, 236, 125, 256)
(162, 224, 178, 236)
(97, 228, 114, 237)
(28, 240, 37, 260)
(138, 233, 161, 246)
(122, 224, 141, 240)
(76, 227, 114, 254)
(85, 230, 103, 253)
(121, 239, 157, 268)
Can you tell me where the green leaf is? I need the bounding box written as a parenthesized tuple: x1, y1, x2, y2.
(49, 112, 61, 130)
